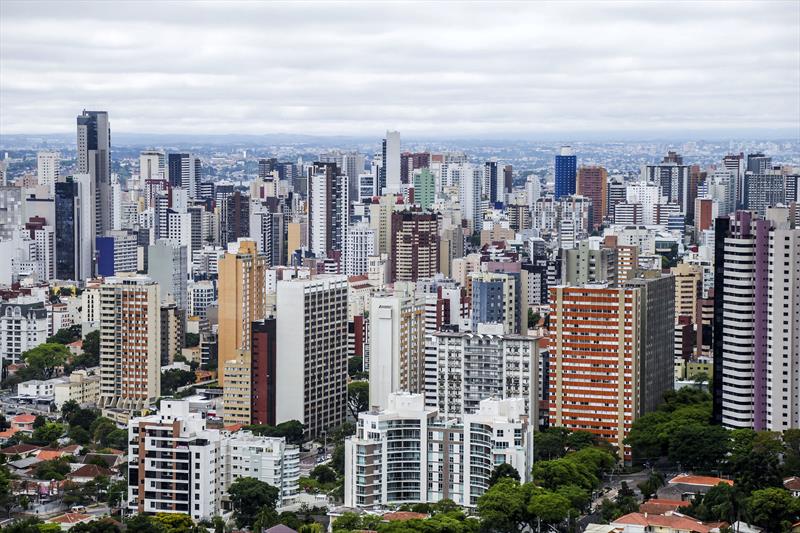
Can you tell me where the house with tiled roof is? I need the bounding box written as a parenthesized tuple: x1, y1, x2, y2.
(0, 443, 42, 457)
(611, 511, 726, 533)
(11, 414, 37, 432)
(639, 498, 691, 515)
(785, 476, 800, 498)
(658, 474, 734, 500)
(68, 464, 114, 483)
(47, 512, 95, 530)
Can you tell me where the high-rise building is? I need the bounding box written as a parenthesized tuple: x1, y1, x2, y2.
(148, 240, 188, 315)
(99, 274, 161, 410)
(250, 319, 278, 426)
(746, 152, 772, 174)
(368, 290, 426, 411)
(139, 150, 165, 189)
(561, 240, 618, 286)
(484, 161, 500, 205)
(36, 151, 59, 193)
(413, 168, 436, 210)
(743, 171, 785, 216)
(644, 153, 692, 222)
(390, 210, 439, 282)
(344, 393, 534, 508)
(0, 298, 48, 366)
(345, 223, 377, 276)
(577, 165, 607, 229)
(54, 175, 93, 281)
(308, 162, 348, 259)
(503, 164, 513, 196)
(554, 146, 577, 199)
(381, 131, 401, 193)
(95, 230, 138, 276)
(456, 163, 484, 232)
(76, 110, 111, 236)
(127, 400, 223, 521)
(548, 275, 675, 460)
(168, 153, 202, 198)
(713, 209, 800, 430)
(276, 276, 348, 438)
(217, 240, 267, 386)
(766, 222, 800, 430)
(429, 329, 539, 421)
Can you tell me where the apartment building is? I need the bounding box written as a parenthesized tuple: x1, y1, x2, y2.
(368, 287, 426, 411)
(99, 274, 161, 411)
(127, 401, 301, 521)
(344, 392, 533, 509)
(428, 327, 539, 421)
(548, 275, 674, 460)
(276, 276, 349, 439)
(390, 210, 440, 282)
(53, 368, 101, 408)
(0, 297, 48, 366)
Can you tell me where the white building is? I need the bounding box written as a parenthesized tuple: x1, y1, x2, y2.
(53, 368, 101, 408)
(127, 400, 223, 521)
(429, 330, 539, 421)
(368, 289, 426, 411)
(223, 430, 300, 508)
(188, 280, 216, 319)
(37, 151, 60, 193)
(275, 276, 349, 438)
(0, 298, 48, 365)
(383, 131, 401, 193)
(626, 182, 665, 225)
(345, 223, 377, 276)
(344, 392, 533, 509)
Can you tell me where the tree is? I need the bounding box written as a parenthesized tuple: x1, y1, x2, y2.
(125, 514, 166, 533)
(107, 479, 128, 509)
(527, 487, 571, 529)
(0, 518, 44, 533)
(668, 423, 730, 472)
(77, 330, 100, 368)
(555, 484, 591, 512)
(228, 477, 280, 528)
(47, 325, 81, 345)
(34, 457, 71, 480)
(310, 465, 337, 484)
(32, 415, 46, 429)
(784, 429, 800, 476)
(21, 343, 69, 380)
(637, 472, 665, 500)
(534, 428, 569, 460)
(161, 369, 196, 396)
(532, 458, 596, 492)
(151, 513, 195, 533)
(565, 430, 599, 451)
(488, 463, 520, 487)
(746, 488, 800, 532)
(91, 417, 118, 445)
(614, 482, 639, 515)
(184, 333, 199, 348)
(31, 422, 64, 445)
(0, 465, 13, 517)
(685, 482, 738, 523)
(476, 478, 531, 532)
(346, 381, 369, 419)
(61, 400, 80, 422)
(347, 356, 365, 379)
(70, 519, 122, 533)
(332, 512, 362, 532)
(727, 429, 783, 494)
(330, 442, 345, 475)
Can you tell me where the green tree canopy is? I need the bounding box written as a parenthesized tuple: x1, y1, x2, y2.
(228, 476, 280, 528)
(488, 462, 520, 487)
(21, 343, 69, 380)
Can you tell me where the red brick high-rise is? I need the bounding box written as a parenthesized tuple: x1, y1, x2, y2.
(577, 165, 608, 230)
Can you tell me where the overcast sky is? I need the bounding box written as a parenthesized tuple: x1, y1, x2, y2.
(1, 1, 798, 138)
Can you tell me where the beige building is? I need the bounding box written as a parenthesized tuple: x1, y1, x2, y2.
(222, 351, 252, 425)
(369, 194, 396, 256)
(671, 262, 702, 324)
(53, 368, 101, 409)
(217, 239, 266, 386)
(99, 274, 161, 411)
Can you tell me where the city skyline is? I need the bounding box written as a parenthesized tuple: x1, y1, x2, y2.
(1, 1, 798, 138)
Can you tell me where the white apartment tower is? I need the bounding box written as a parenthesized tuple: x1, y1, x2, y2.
(36, 151, 59, 193)
(276, 276, 349, 438)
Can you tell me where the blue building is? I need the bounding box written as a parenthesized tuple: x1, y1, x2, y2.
(554, 146, 577, 199)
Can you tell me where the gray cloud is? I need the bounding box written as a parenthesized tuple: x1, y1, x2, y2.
(1, 0, 798, 137)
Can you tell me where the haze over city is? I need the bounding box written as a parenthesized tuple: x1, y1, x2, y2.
(1, 1, 799, 138)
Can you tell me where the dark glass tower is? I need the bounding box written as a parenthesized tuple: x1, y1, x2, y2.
(554, 146, 577, 199)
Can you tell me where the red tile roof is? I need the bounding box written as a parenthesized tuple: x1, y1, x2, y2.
(49, 513, 93, 524)
(614, 512, 718, 533)
(68, 464, 113, 479)
(1, 443, 42, 454)
(12, 414, 37, 424)
(382, 512, 428, 522)
(784, 476, 800, 491)
(640, 499, 691, 515)
(669, 474, 734, 487)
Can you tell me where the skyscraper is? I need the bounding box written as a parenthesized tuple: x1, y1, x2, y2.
(577, 165, 608, 230)
(99, 274, 161, 410)
(76, 110, 111, 235)
(548, 275, 674, 460)
(139, 150, 165, 186)
(217, 239, 267, 386)
(276, 276, 348, 438)
(390, 210, 439, 282)
(36, 151, 59, 193)
(168, 153, 201, 198)
(484, 160, 500, 205)
(554, 146, 577, 199)
(54, 175, 93, 282)
(308, 161, 348, 260)
(381, 130, 401, 193)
